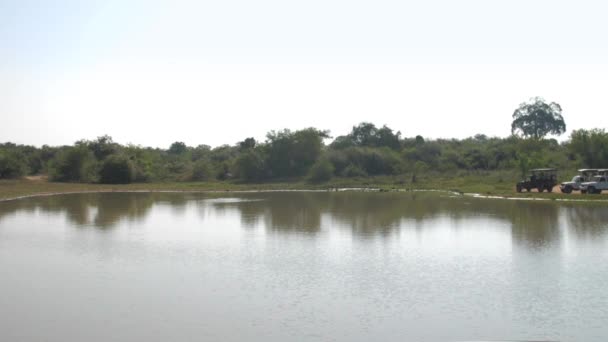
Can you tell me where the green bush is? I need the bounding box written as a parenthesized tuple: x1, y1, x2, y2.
(0, 151, 27, 179)
(49, 146, 97, 182)
(342, 163, 367, 177)
(162, 156, 192, 181)
(308, 158, 334, 182)
(99, 154, 136, 184)
(191, 160, 213, 181)
(342, 147, 403, 175)
(233, 150, 266, 182)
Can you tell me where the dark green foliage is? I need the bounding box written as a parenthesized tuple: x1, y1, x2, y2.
(333, 122, 401, 150)
(50, 146, 97, 182)
(123, 145, 157, 182)
(192, 145, 211, 161)
(511, 97, 566, 139)
(191, 160, 213, 181)
(326, 150, 350, 175)
(216, 163, 232, 180)
(351, 122, 378, 146)
(266, 128, 330, 177)
(233, 149, 266, 182)
(375, 125, 401, 149)
(99, 154, 136, 184)
(0, 143, 57, 176)
(360, 148, 403, 175)
(330, 147, 403, 176)
(308, 158, 334, 182)
(210, 145, 238, 163)
(168, 141, 188, 155)
(81, 135, 118, 160)
(0, 150, 27, 179)
(568, 129, 608, 168)
(329, 135, 355, 149)
(341, 164, 367, 177)
(164, 156, 192, 181)
(238, 138, 256, 151)
(403, 141, 441, 168)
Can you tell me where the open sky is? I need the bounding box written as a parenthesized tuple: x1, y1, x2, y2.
(1, 0, 607, 148)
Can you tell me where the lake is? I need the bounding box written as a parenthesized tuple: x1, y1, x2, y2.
(1, 191, 607, 341)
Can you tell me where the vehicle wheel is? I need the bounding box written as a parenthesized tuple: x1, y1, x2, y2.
(538, 186, 544, 193)
(597, 189, 602, 194)
(561, 186, 572, 194)
(589, 186, 596, 194)
(516, 184, 522, 193)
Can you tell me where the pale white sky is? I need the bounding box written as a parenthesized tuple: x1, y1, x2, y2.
(1, 0, 607, 148)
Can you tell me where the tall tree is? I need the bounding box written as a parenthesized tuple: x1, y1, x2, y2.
(168, 141, 188, 155)
(266, 128, 330, 177)
(340, 122, 401, 149)
(511, 97, 566, 139)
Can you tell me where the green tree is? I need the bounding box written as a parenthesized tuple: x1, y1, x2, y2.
(341, 163, 367, 177)
(50, 146, 97, 182)
(308, 157, 334, 182)
(99, 154, 136, 184)
(266, 128, 330, 177)
(238, 138, 256, 151)
(568, 129, 608, 168)
(233, 149, 267, 182)
(375, 125, 401, 149)
(191, 159, 213, 181)
(0, 151, 27, 179)
(350, 122, 378, 146)
(511, 97, 566, 139)
(344, 122, 401, 149)
(339, 147, 403, 176)
(168, 141, 188, 155)
(84, 135, 118, 160)
(191, 144, 211, 161)
(123, 145, 156, 182)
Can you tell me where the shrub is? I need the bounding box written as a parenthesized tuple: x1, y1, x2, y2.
(233, 150, 266, 182)
(308, 158, 334, 182)
(327, 150, 349, 175)
(0, 151, 27, 179)
(343, 147, 403, 176)
(163, 156, 192, 181)
(342, 163, 367, 177)
(191, 160, 213, 181)
(99, 154, 136, 184)
(49, 146, 97, 182)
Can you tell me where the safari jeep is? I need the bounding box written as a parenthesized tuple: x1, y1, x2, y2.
(580, 175, 608, 194)
(516, 168, 558, 193)
(560, 169, 598, 193)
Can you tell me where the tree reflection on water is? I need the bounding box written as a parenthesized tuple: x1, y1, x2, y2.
(1, 192, 607, 247)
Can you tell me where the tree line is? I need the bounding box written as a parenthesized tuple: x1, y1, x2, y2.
(0, 98, 605, 184)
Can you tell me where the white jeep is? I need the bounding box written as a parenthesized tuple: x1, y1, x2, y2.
(580, 175, 608, 194)
(560, 175, 585, 193)
(560, 169, 598, 193)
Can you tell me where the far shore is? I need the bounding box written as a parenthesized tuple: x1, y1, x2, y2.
(2, 177, 608, 204)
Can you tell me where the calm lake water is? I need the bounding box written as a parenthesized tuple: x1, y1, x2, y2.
(1, 191, 607, 341)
